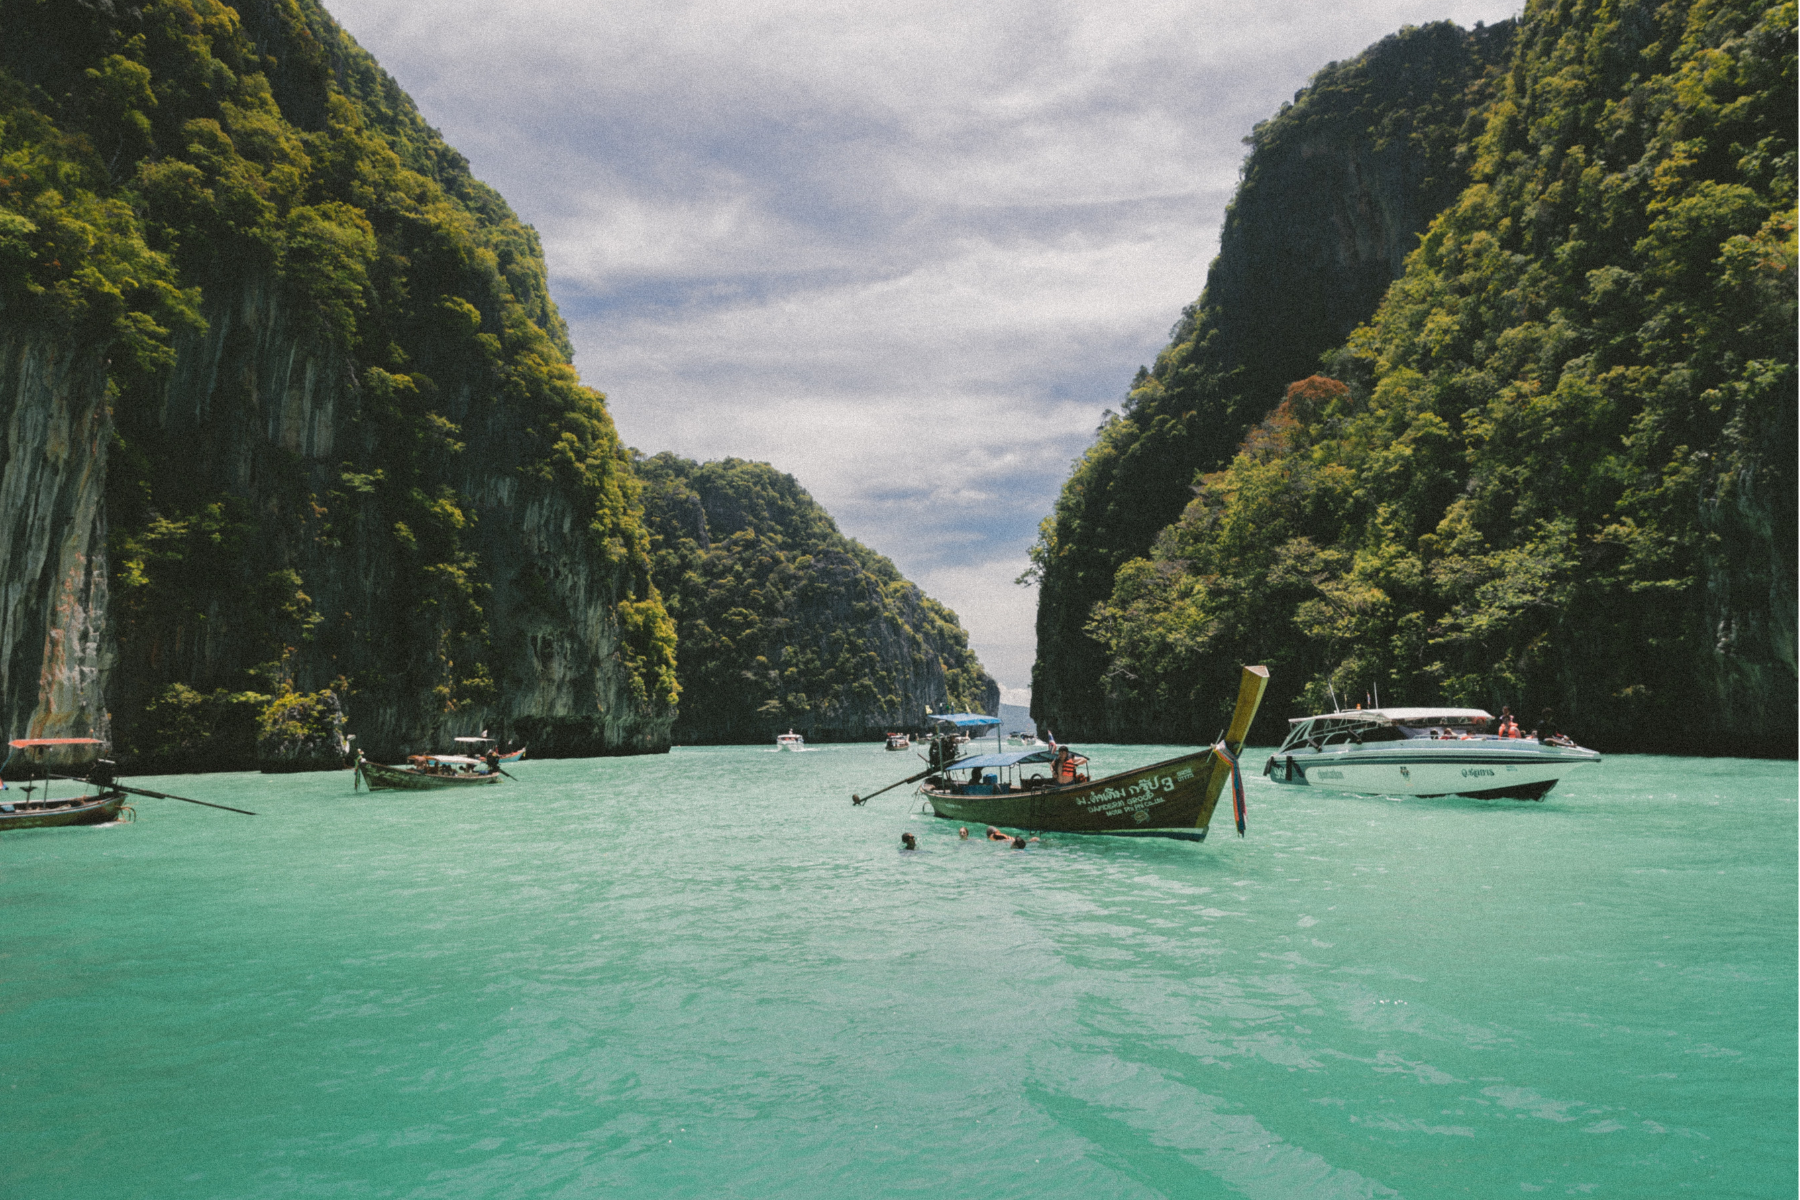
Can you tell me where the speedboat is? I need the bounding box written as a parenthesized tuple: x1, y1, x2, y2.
(1263, 707, 1599, 800)
(884, 733, 910, 751)
(1006, 731, 1041, 746)
(776, 730, 805, 752)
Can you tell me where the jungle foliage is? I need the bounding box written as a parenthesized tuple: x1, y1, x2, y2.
(1071, 0, 1795, 752)
(0, 0, 676, 760)
(1029, 20, 1517, 734)
(637, 454, 997, 743)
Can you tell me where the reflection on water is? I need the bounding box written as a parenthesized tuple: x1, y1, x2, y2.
(3, 746, 1794, 1198)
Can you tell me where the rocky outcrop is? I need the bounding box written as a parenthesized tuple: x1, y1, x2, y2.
(0, 334, 112, 764)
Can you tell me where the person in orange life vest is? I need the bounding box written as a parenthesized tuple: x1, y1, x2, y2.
(1051, 745, 1089, 783)
(1497, 706, 1521, 738)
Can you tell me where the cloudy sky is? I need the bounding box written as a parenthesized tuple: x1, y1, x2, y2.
(326, 0, 1515, 704)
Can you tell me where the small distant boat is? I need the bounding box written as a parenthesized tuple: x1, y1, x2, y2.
(776, 730, 805, 752)
(1006, 731, 1041, 746)
(1263, 707, 1600, 800)
(920, 667, 1269, 841)
(498, 746, 526, 763)
(355, 753, 502, 790)
(885, 733, 910, 751)
(0, 738, 127, 830)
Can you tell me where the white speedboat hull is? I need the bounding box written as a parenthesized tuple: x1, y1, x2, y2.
(1265, 740, 1600, 799)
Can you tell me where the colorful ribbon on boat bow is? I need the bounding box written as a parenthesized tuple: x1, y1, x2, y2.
(1212, 741, 1246, 836)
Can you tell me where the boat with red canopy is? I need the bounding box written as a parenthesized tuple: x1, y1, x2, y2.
(0, 738, 128, 830)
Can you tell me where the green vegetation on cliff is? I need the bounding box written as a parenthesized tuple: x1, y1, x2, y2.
(1029, 21, 1514, 735)
(1071, 0, 1795, 752)
(0, 0, 676, 763)
(638, 454, 997, 744)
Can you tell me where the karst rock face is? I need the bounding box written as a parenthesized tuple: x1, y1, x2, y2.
(1, 0, 678, 767)
(0, 335, 113, 768)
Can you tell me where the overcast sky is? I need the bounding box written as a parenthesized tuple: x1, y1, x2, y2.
(325, 0, 1516, 705)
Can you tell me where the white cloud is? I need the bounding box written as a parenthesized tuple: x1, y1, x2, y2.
(326, 0, 1521, 692)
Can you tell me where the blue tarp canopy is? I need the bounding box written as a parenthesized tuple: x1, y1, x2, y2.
(948, 748, 1054, 771)
(928, 712, 1002, 729)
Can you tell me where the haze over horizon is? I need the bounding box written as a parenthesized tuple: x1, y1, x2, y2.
(324, 0, 1520, 706)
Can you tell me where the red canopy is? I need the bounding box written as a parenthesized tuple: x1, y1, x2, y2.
(8, 738, 103, 747)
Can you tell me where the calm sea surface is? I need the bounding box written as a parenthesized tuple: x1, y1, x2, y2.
(3, 745, 1794, 1198)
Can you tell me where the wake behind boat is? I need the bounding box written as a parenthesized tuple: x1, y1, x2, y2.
(918, 666, 1270, 841)
(1263, 707, 1600, 799)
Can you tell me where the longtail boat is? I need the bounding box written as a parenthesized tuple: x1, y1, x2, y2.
(0, 738, 128, 830)
(355, 754, 502, 791)
(918, 665, 1270, 841)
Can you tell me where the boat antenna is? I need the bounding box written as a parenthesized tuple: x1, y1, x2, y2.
(1373, 680, 1380, 709)
(1327, 681, 1339, 712)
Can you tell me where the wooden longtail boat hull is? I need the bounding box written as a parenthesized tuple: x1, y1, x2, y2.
(356, 762, 501, 791)
(922, 665, 1270, 841)
(0, 790, 127, 831)
(925, 750, 1228, 839)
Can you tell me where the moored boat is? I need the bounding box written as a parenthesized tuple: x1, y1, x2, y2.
(1006, 731, 1041, 746)
(884, 732, 910, 751)
(1263, 707, 1600, 800)
(355, 754, 502, 791)
(0, 738, 128, 830)
(920, 666, 1270, 841)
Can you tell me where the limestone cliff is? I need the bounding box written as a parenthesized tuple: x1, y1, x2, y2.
(1030, 21, 1514, 739)
(0, 335, 111, 761)
(0, 0, 678, 767)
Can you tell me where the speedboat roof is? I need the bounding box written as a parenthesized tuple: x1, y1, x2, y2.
(453, 736, 494, 743)
(928, 712, 1002, 729)
(1287, 707, 1493, 724)
(950, 748, 1055, 771)
(426, 754, 484, 765)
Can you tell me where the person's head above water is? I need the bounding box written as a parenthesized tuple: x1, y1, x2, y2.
(958, 827, 969, 839)
(900, 832, 918, 850)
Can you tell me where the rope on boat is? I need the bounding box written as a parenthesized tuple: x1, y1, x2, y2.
(1212, 741, 1246, 837)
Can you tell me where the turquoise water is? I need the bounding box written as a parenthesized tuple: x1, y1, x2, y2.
(3, 745, 1793, 1198)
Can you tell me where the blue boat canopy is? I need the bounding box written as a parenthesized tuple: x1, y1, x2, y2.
(928, 712, 1002, 729)
(948, 748, 1055, 771)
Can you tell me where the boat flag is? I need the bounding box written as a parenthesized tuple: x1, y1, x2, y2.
(1212, 741, 1246, 836)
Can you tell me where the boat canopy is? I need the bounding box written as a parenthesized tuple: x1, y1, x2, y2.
(8, 737, 103, 747)
(928, 712, 1003, 730)
(453, 736, 493, 743)
(424, 754, 484, 766)
(1287, 707, 1492, 725)
(949, 748, 1055, 771)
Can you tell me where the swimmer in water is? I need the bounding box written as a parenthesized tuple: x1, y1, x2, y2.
(958, 827, 969, 840)
(900, 832, 918, 851)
